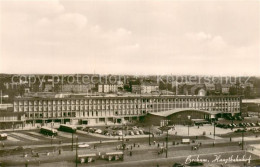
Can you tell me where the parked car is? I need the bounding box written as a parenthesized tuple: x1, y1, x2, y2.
(95, 129, 102, 134)
(251, 123, 256, 127)
(117, 130, 123, 136)
(78, 143, 90, 148)
(139, 130, 144, 135)
(129, 131, 134, 136)
(134, 131, 140, 135)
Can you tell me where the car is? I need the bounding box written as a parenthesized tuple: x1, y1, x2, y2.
(129, 131, 134, 135)
(95, 129, 102, 134)
(88, 128, 96, 133)
(78, 143, 90, 148)
(235, 129, 243, 133)
(117, 130, 123, 136)
(83, 127, 89, 132)
(134, 131, 140, 135)
(256, 123, 260, 126)
(237, 116, 243, 121)
(251, 123, 256, 127)
(246, 123, 251, 127)
(239, 123, 244, 127)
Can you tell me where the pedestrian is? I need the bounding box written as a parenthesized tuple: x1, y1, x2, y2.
(134, 143, 136, 147)
(157, 143, 160, 148)
(153, 141, 156, 145)
(2, 143, 4, 148)
(131, 145, 132, 150)
(130, 151, 132, 156)
(213, 141, 215, 147)
(138, 144, 140, 148)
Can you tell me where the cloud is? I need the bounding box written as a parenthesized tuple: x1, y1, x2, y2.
(57, 13, 88, 30)
(185, 32, 212, 41)
(0, 1, 259, 75)
(185, 32, 227, 53)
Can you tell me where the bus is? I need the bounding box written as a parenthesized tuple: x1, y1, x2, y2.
(59, 124, 77, 133)
(40, 127, 58, 136)
(0, 133, 7, 140)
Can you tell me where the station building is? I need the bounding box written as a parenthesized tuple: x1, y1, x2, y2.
(13, 95, 241, 127)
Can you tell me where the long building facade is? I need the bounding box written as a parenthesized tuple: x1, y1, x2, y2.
(13, 95, 241, 126)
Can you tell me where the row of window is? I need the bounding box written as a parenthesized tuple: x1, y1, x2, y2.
(15, 97, 240, 106)
(26, 110, 144, 118)
(16, 105, 240, 112)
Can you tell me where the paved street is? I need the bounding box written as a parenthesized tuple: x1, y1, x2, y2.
(1, 128, 260, 166)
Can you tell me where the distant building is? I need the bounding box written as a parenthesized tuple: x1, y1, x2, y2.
(0, 104, 25, 129)
(222, 84, 231, 94)
(131, 85, 141, 93)
(98, 84, 118, 93)
(140, 82, 159, 94)
(62, 84, 94, 93)
(183, 84, 206, 96)
(205, 83, 215, 93)
(117, 81, 124, 89)
(198, 88, 206, 96)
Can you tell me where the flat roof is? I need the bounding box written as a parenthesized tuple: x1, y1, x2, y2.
(14, 95, 241, 101)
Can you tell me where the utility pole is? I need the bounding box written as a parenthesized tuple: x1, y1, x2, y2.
(75, 136, 78, 167)
(71, 132, 74, 151)
(166, 130, 168, 158)
(242, 130, 244, 150)
(122, 124, 124, 151)
(0, 90, 2, 104)
(214, 121, 216, 140)
(149, 126, 151, 146)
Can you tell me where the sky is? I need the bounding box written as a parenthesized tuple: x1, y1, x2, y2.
(0, 0, 259, 76)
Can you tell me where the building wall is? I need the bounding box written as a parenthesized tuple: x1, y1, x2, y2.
(98, 84, 118, 93)
(13, 95, 241, 125)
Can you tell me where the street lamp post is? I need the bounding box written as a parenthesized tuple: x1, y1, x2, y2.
(257, 104, 260, 118)
(75, 136, 78, 167)
(187, 115, 191, 136)
(71, 132, 74, 151)
(159, 126, 171, 158)
(214, 120, 216, 140)
(122, 124, 125, 151)
(166, 130, 168, 158)
(149, 125, 151, 146)
(242, 130, 244, 150)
